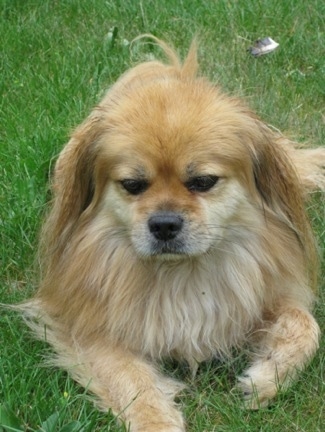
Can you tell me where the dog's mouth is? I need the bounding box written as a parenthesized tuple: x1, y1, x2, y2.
(150, 239, 188, 256)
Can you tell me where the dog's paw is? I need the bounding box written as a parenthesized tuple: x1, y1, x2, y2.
(237, 359, 284, 409)
(139, 424, 185, 432)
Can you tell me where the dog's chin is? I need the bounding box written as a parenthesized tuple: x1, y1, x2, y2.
(138, 251, 193, 262)
(150, 252, 188, 261)
(132, 239, 210, 261)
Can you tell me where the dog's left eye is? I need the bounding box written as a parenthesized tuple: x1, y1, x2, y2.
(185, 175, 219, 192)
(120, 179, 149, 195)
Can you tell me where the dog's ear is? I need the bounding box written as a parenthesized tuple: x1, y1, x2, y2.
(42, 114, 104, 258)
(251, 127, 302, 215)
(250, 121, 317, 286)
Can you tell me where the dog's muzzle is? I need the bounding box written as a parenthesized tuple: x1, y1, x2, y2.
(148, 212, 185, 254)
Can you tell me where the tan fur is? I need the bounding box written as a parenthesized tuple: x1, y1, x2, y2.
(21, 37, 324, 431)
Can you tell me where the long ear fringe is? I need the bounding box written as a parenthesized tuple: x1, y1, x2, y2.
(252, 126, 319, 290)
(40, 115, 103, 273)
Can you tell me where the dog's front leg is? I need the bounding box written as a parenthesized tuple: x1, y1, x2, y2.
(66, 343, 185, 432)
(238, 307, 320, 408)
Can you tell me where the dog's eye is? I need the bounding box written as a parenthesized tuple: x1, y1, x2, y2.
(185, 175, 219, 192)
(120, 179, 149, 195)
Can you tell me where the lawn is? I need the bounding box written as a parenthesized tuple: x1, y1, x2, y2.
(0, 0, 324, 431)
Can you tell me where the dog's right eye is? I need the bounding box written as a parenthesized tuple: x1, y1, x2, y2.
(185, 175, 219, 192)
(120, 179, 149, 195)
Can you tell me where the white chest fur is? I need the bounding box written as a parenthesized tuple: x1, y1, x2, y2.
(104, 241, 265, 368)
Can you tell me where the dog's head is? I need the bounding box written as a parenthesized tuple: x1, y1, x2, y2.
(95, 78, 263, 259)
(48, 38, 314, 270)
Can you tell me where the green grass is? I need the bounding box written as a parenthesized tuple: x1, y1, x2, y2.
(0, 0, 324, 430)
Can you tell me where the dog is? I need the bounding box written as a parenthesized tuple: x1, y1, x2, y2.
(22, 37, 325, 431)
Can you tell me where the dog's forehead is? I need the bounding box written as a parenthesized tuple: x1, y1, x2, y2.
(99, 132, 247, 183)
(97, 76, 256, 179)
(105, 76, 225, 131)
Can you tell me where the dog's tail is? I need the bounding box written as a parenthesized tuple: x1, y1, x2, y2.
(274, 136, 325, 195)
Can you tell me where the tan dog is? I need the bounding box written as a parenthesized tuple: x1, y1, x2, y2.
(22, 37, 324, 431)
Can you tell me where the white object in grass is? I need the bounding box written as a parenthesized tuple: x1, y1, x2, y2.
(248, 37, 279, 56)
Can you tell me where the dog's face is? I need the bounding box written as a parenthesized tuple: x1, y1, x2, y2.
(94, 78, 260, 259)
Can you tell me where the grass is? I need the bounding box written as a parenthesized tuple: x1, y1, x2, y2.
(0, 0, 324, 430)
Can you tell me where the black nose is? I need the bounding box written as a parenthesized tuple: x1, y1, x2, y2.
(148, 213, 184, 241)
